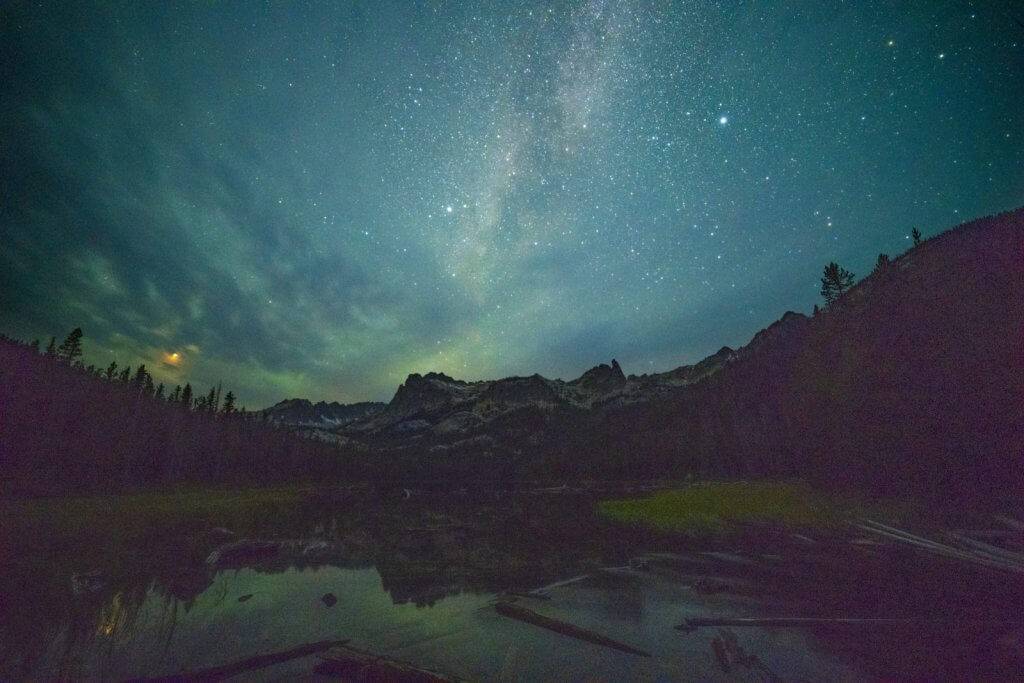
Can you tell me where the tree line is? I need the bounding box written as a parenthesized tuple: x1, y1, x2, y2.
(0, 329, 373, 495)
(30, 327, 242, 416)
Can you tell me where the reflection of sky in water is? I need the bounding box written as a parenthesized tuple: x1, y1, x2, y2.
(29, 565, 858, 681)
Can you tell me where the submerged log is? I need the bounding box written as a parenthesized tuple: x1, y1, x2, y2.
(493, 601, 650, 657)
(135, 639, 348, 681)
(316, 644, 455, 681)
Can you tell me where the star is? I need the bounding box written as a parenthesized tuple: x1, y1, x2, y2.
(1, 2, 1018, 408)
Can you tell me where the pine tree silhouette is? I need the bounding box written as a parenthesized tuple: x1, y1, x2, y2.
(132, 365, 149, 390)
(180, 383, 193, 409)
(875, 253, 890, 272)
(912, 227, 922, 246)
(56, 328, 84, 363)
(222, 391, 236, 415)
(820, 262, 855, 305)
(105, 361, 118, 380)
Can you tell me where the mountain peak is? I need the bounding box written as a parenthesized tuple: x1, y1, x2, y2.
(261, 398, 383, 426)
(572, 359, 627, 390)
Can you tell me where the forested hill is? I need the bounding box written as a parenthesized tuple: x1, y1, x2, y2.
(547, 207, 1024, 503)
(0, 335, 369, 495)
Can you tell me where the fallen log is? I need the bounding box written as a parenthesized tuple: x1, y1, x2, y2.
(502, 590, 552, 601)
(493, 601, 650, 657)
(676, 617, 922, 632)
(316, 643, 455, 681)
(858, 520, 1024, 573)
(135, 639, 349, 681)
(528, 573, 591, 594)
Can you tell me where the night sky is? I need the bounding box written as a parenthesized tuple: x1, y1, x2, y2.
(2, 1, 1022, 407)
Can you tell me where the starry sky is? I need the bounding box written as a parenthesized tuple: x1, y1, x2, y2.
(2, 1, 1022, 407)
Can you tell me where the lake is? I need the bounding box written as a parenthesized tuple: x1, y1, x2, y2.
(2, 486, 1022, 680)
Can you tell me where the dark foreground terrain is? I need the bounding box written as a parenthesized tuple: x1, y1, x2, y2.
(2, 485, 1023, 680)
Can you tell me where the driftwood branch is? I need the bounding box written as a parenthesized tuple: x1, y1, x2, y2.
(494, 600, 650, 657)
(677, 615, 1024, 633)
(135, 639, 348, 681)
(676, 617, 918, 632)
(316, 643, 456, 681)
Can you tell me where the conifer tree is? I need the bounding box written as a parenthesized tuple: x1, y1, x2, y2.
(57, 328, 84, 363)
(44, 337, 57, 358)
(105, 361, 118, 380)
(154, 383, 165, 400)
(875, 253, 890, 272)
(820, 262, 855, 305)
(912, 227, 922, 246)
(206, 387, 217, 412)
(132, 365, 149, 390)
(180, 383, 193, 409)
(222, 391, 236, 415)
(119, 366, 132, 383)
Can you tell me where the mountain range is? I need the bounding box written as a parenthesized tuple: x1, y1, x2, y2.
(263, 208, 1024, 502)
(263, 347, 737, 443)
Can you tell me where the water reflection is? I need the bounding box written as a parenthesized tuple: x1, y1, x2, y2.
(1, 491, 630, 679)
(2, 490, 1023, 680)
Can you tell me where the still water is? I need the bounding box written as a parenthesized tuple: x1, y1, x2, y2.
(2, 489, 1021, 680)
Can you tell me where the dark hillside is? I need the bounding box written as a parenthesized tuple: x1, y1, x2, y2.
(0, 339, 368, 495)
(573, 208, 1024, 502)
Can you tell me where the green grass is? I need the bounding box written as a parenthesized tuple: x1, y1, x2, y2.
(0, 486, 312, 560)
(598, 481, 858, 534)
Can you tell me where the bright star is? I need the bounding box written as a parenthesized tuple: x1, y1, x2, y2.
(718, 116, 728, 125)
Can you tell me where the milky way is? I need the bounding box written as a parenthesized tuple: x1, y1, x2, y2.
(2, 1, 1022, 406)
